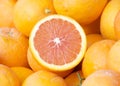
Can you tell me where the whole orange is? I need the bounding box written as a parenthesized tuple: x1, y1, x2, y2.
(100, 0, 120, 40)
(11, 67, 34, 84)
(0, 27, 29, 67)
(82, 40, 115, 78)
(0, 0, 15, 27)
(107, 40, 120, 73)
(22, 70, 67, 86)
(82, 70, 120, 86)
(0, 64, 20, 86)
(53, 0, 108, 25)
(13, 0, 56, 37)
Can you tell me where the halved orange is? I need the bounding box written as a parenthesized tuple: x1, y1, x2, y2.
(29, 15, 87, 71)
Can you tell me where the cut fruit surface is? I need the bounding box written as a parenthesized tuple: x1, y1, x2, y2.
(29, 15, 87, 71)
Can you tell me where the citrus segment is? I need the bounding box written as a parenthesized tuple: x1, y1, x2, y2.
(29, 15, 87, 71)
(27, 48, 73, 77)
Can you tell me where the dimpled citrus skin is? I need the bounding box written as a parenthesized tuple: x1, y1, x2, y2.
(82, 40, 115, 78)
(22, 70, 67, 86)
(100, 0, 120, 40)
(82, 70, 120, 86)
(13, 0, 56, 37)
(0, 28, 29, 67)
(0, 0, 15, 27)
(53, 0, 108, 24)
(0, 64, 20, 86)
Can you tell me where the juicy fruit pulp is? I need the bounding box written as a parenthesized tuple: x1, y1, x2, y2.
(29, 15, 87, 71)
(34, 19, 81, 65)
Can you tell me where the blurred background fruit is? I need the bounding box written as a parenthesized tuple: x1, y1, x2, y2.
(114, 11, 120, 40)
(0, 0, 16, 27)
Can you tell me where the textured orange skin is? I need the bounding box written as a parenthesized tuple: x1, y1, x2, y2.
(86, 34, 103, 48)
(0, 0, 15, 27)
(53, 0, 108, 25)
(13, 0, 56, 37)
(65, 70, 84, 86)
(0, 64, 20, 86)
(11, 67, 34, 84)
(114, 11, 120, 40)
(0, 28, 29, 67)
(22, 70, 67, 86)
(82, 40, 115, 78)
(100, 0, 120, 40)
(82, 70, 120, 86)
(107, 40, 120, 73)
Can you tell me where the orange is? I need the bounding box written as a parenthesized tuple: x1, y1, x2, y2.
(82, 40, 115, 78)
(11, 67, 34, 83)
(27, 48, 74, 78)
(53, 0, 108, 25)
(65, 70, 84, 86)
(0, 27, 29, 67)
(107, 40, 120, 73)
(13, 0, 56, 37)
(22, 70, 67, 86)
(100, 0, 120, 40)
(29, 14, 87, 72)
(0, 64, 20, 86)
(86, 33, 103, 48)
(0, 0, 15, 27)
(82, 70, 120, 86)
(114, 10, 120, 40)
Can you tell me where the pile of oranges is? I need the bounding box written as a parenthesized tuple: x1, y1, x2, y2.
(1, 0, 120, 86)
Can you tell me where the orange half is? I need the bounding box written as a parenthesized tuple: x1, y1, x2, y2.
(29, 15, 87, 71)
